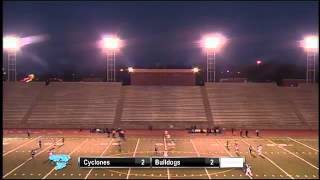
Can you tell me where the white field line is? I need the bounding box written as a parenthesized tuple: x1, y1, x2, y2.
(84, 139, 113, 179)
(216, 139, 251, 179)
(42, 139, 88, 179)
(216, 139, 233, 157)
(240, 139, 294, 179)
(190, 139, 211, 179)
(266, 139, 318, 170)
(287, 137, 318, 152)
(126, 138, 140, 179)
(3, 138, 62, 178)
(164, 136, 170, 179)
(3, 136, 41, 156)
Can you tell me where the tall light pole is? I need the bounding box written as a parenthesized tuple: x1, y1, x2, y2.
(102, 36, 121, 82)
(301, 36, 318, 83)
(201, 33, 227, 82)
(3, 36, 22, 82)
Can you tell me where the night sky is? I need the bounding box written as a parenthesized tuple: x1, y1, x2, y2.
(3, 1, 319, 77)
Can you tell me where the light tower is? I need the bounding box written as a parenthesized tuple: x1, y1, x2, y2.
(3, 36, 21, 81)
(201, 33, 227, 82)
(301, 36, 318, 83)
(101, 35, 121, 82)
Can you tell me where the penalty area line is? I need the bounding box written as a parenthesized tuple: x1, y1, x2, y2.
(240, 139, 294, 180)
(84, 139, 113, 179)
(3, 138, 62, 178)
(287, 137, 318, 152)
(126, 138, 140, 179)
(266, 139, 318, 170)
(42, 139, 88, 179)
(190, 139, 211, 179)
(3, 136, 41, 157)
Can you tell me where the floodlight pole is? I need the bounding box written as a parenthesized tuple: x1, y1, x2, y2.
(306, 51, 316, 84)
(7, 52, 17, 82)
(213, 50, 216, 82)
(106, 50, 116, 82)
(206, 49, 215, 82)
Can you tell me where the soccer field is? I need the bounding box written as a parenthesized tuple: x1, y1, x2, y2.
(2, 130, 319, 179)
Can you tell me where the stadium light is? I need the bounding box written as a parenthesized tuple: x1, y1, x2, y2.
(128, 67, 134, 73)
(302, 36, 319, 52)
(256, 60, 262, 65)
(3, 35, 22, 81)
(100, 35, 123, 82)
(102, 36, 120, 49)
(192, 67, 200, 73)
(300, 35, 318, 83)
(3, 36, 21, 52)
(201, 33, 227, 83)
(201, 33, 227, 51)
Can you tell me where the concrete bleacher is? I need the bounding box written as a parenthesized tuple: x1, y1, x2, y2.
(3, 82, 121, 128)
(278, 84, 318, 129)
(3, 82, 44, 127)
(205, 83, 312, 129)
(120, 86, 208, 129)
(3, 82, 318, 130)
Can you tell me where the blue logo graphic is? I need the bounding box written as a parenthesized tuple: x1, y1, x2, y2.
(49, 154, 71, 170)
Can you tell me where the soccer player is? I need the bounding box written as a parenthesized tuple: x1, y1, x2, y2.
(112, 129, 116, 138)
(62, 137, 64, 144)
(245, 130, 248, 137)
(235, 142, 239, 154)
(248, 145, 253, 155)
(48, 150, 53, 157)
(31, 150, 36, 159)
(245, 164, 253, 178)
(118, 139, 122, 152)
(257, 145, 263, 156)
(231, 128, 234, 136)
(226, 140, 230, 150)
(240, 129, 243, 137)
(27, 129, 31, 138)
(256, 130, 260, 137)
(163, 150, 168, 157)
(39, 139, 42, 148)
(154, 145, 158, 155)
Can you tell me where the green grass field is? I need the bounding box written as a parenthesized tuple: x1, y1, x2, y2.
(3, 132, 319, 179)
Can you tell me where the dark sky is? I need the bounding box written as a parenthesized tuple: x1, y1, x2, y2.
(3, 1, 319, 75)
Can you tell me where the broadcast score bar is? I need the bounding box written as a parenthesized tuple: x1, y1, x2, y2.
(78, 157, 244, 168)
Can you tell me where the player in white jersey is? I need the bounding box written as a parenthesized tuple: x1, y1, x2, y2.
(163, 150, 168, 157)
(257, 144, 263, 156)
(245, 164, 253, 178)
(235, 142, 239, 154)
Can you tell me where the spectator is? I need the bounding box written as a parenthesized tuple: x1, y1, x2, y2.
(27, 129, 31, 138)
(112, 129, 116, 138)
(256, 130, 260, 137)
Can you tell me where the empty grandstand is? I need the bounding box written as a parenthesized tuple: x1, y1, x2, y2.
(3, 81, 318, 130)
